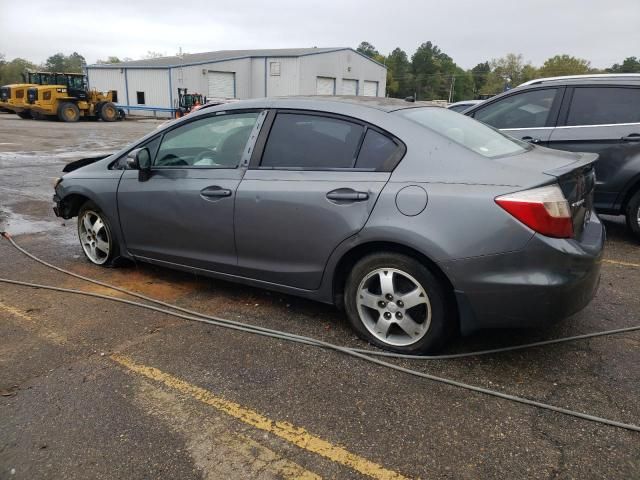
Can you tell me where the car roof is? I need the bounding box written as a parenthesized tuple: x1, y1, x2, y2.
(518, 73, 640, 87)
(199, 96, 441, 114)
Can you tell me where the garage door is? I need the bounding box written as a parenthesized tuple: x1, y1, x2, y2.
(363, 81, 378, 97)
(208, 71, 235, 99)
(342, 79, 358, 95)
(316, 77, 335, 95)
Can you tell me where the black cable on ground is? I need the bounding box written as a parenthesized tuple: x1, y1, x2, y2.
(1, 232, 639, 433)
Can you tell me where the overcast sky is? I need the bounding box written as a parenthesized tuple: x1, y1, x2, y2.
(1, 0, 638, 69)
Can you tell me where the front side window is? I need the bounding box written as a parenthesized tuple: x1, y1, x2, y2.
(154, 112, 259, 168)
(261, 113, 364, 169)
(473, 88, 558, 129)
(566, 87, 640, 126)
(398, 107, 528, 158)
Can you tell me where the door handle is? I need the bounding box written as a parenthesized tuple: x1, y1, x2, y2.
(326, 189, 369, 202)
(521, 136, 541, 144)
(200, 186, 232, 198)
(621, 134, 640, 142)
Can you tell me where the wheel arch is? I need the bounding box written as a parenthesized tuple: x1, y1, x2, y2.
(331, 241, 459, 328)
(621, 174, 640, 212)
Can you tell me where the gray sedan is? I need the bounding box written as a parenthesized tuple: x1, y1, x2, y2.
(53, 96, 604, 353)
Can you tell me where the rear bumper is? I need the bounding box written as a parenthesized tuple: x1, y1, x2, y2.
(442, 213, 605, 333)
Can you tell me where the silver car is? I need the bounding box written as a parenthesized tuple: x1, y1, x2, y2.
(53, 97, 604, 353)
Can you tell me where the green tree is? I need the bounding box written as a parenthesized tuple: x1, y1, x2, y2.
(538, 54, 590, 77)
(471, 62, 490, 94)
(0, 57, 38, 84)
(411, 41, 457, 100)
(386, 48, 413, 98)
(96, 56, 122, 64)
(608, 56, 640, 73)
(44, 52, 86, 72)
(356, 42, 379, 59)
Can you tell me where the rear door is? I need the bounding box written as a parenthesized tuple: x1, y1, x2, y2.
(548, 85, 640, 212)
(234, 111, 404, 289)
(117, 110, 263, 271)
(469, 87, 564, 145)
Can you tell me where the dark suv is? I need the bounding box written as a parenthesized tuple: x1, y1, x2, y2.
(464, 74, 640, 239)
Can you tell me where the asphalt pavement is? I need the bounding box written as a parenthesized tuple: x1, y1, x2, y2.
(0, 113, 639, 479)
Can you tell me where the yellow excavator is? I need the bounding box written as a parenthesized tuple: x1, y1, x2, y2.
(24, 72, 120, 122)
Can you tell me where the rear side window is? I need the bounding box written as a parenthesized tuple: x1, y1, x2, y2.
(473, 88, 558, 129)
(566, 87, 640, 126)
(355, 129, 399, 170)
(261, 113, 364, 169)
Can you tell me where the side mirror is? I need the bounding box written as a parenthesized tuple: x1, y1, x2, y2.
(127, 147, 152, 181)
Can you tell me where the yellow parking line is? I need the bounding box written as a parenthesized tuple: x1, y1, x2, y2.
(0, 300, 66, 344)
(603, 259, 640, 268)
(111, 354, 410, 480)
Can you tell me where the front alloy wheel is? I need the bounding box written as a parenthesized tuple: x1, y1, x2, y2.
(78, 208, 112, 265)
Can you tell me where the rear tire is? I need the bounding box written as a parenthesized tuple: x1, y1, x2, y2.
(77, 201, 119, 266)
(17, 111, 32, 119)
(344, 252, 452, 354)
(626, 190, 640, 241)
(58, 102, 80, 122)
(99, 102, 118, 122)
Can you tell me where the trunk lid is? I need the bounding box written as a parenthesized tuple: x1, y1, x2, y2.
(496, 146, 598, 239)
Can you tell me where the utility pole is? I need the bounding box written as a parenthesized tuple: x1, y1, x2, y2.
(448, 75, 456, 103)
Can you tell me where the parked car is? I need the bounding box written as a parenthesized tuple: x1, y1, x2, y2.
(53, 97, 603, 353)
(464, 74, 640, 240)
(447, 99, 483, 113)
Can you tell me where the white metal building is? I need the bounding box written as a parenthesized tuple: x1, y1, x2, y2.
(86, 48, 387, 117)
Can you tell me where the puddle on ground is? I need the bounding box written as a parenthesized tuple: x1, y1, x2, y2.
(0, 209, 61, 235)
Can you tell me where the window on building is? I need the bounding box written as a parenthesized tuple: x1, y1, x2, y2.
(136, 91, 145, 105)
(355, 130, 399, 170)
(270, 62, 281, 76)
(472, 88, 558, 129)
(261, 113, 364, 169)
(566, 87, 640, 126)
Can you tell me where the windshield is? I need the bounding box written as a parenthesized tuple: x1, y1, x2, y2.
(397, 107, 529, 158)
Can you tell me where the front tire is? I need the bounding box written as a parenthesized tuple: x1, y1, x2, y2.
(99, 102, 118, 122)
(58, 102, 80, 122)
(344, 253, 452, 354)
(77, 202, 118, 266)
(626, 190, 640, 241)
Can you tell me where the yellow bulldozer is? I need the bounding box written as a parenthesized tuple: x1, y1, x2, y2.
(26, 72, 121, 122)
(0, 81, 37, 118)
(1, 72, 122, 122)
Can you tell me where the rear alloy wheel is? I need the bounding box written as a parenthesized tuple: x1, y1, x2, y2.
(99, 102, 118, 122)
(58, 102, 80, 122)
(344, 253, 451, 354)
(626, 190, 640, 241)
(77, 202, 117, 266)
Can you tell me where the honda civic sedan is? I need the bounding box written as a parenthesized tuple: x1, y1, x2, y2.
(53, 96, 604, 354)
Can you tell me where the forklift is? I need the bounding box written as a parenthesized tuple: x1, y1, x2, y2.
(25, 72, 120, 122)
(176, 88, 206, 117)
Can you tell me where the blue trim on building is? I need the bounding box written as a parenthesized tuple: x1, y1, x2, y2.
(168, 68, 173, 110)
(264, 58, 268, 96)
(123, 68, 130, 114)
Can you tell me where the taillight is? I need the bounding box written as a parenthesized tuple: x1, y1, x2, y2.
(495, 184, 573, 238)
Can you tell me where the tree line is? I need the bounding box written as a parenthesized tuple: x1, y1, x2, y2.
(356, 41, 640, 101)
(1, 46, 639, 101)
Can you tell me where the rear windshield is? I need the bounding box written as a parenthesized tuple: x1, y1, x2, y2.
(396, 107, 528, 158)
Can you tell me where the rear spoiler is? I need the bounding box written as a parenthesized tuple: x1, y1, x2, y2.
(62, 155, 113, 173)
(543, 152, 599, 177)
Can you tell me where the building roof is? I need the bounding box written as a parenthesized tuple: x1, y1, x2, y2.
(88, 47, 386, 69)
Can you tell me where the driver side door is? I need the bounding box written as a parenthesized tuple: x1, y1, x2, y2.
(117, 110, 263, 272)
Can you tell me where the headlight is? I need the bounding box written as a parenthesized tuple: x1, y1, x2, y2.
(53, 177, 63, 188)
